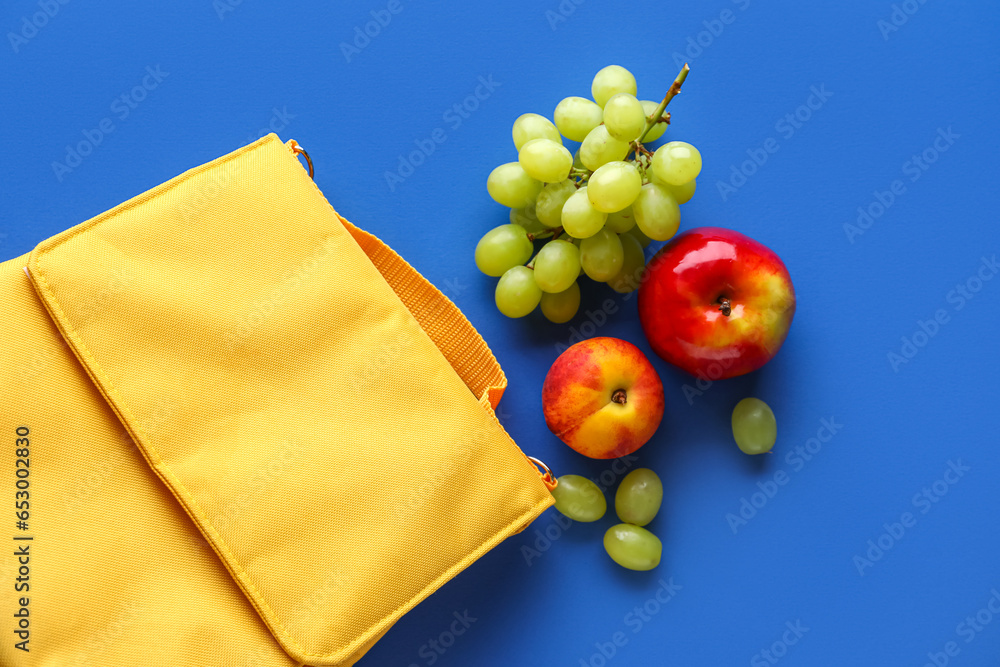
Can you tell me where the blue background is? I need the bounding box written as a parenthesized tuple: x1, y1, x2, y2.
(2, 1, 998, 665)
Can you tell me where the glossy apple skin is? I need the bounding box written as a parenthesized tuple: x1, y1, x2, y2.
(638, 227, 795, 379)
(542, 337, 664, 459)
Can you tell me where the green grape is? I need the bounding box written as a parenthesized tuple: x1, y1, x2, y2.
(560, 187, 607, 239)
(495, 266, 541, 318)
(603, 93, 646, 142)
(487, 162, 543, 208)
(535, 179, 577, 228)
(633, 183, 680, 241)
(656, 177, 696, 205)
(651, 141, 702, 185)
(639, 100, 668, 142)
(731, 398, 777, 455)
(587, 161, 642, 213)
(604, 523, 661, 571)
(550, 473, 605, 521)
(591, 65, 637, 108)
(474, 224, 534, 277)
(553, 96, 604, 142)
(540, 281, 581, 324)
(646, 160, 692, 200)
(572, 148, 584, 170)
(627, 225, 652, 248)
(509, 204, 547, 235)
(519, 138, 573, 183)
(579, 227, 624, 281)
(533, 239, 580, 293)
(605, 206, 636, 233)
(580, 125, 630, 171)
(614, 468, 663, 526)
(607, 232, 646, 293)
(512, 113, 561, 150)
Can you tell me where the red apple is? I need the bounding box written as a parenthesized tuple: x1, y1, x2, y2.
(542, 337, 664, 459)
(638, 227, 795, 379)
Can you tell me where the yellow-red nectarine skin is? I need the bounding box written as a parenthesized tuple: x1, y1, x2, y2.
(542, 337, 665, 459)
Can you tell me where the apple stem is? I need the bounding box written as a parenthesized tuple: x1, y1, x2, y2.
(636, 63, 690, 145)
(718, 297, 732, 317)
(611, 389, 627, 405)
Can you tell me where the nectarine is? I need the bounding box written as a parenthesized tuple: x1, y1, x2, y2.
(542, 337, 664, 459)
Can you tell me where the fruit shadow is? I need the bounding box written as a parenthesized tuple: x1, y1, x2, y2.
(512, 272, 637, 350)
(657, 360, 770, 475)
(562, 516, 612, 546)
(599, 534, 672, 591)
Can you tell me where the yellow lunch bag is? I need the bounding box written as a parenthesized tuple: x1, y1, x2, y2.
(0, 134, 555, 667)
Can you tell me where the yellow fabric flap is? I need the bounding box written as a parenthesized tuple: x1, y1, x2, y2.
(23, 134, 553, 666)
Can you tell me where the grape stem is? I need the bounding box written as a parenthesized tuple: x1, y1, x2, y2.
(637, 63, 690, 145)
(525, 228, 565, 268)
(633, 151, 653, 181)
(569, 167, 591, 185)
(527, 226, 564, 242)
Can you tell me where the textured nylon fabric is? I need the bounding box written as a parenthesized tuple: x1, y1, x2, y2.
(0, 134, 553, 666)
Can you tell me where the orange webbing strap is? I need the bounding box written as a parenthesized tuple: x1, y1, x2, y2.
(337, 217, 507, 411)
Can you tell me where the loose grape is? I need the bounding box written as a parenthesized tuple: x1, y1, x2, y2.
(614, 468, 663, 526)
(512, 113, 561, 150)
(651, 141, 702, 185)
(510, 204, 547, 235)
(633, 183, 680, 241)
(487, 162, 543, 209)
(551, 474, 605, 521)
(592, 65, 637, 108)
(540, 281, 581, 324)
(627, 225, 653, 248)
(607, 232, 646, 293)
(588, 161, 642, 213)
(604, 523, 661, 571)
(731, 398, 777, 455)
(495, 266, 541, 318)
(533, 239, 580, 293)
(560, 187, 607, 239)
(554, 96, 604, 142)
(579, 227, 624, 281)
(519, 138, 573, 183)
(535, 180, 577, 228)
(580, 125, 630, 171)
(474, 224, 534, 277)
(603, 93, 646, 142)
(605, 206, 636, 233)
(639, 100, 668, 142)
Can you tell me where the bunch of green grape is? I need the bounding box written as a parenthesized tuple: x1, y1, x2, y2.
(476, 64, 702, 322)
